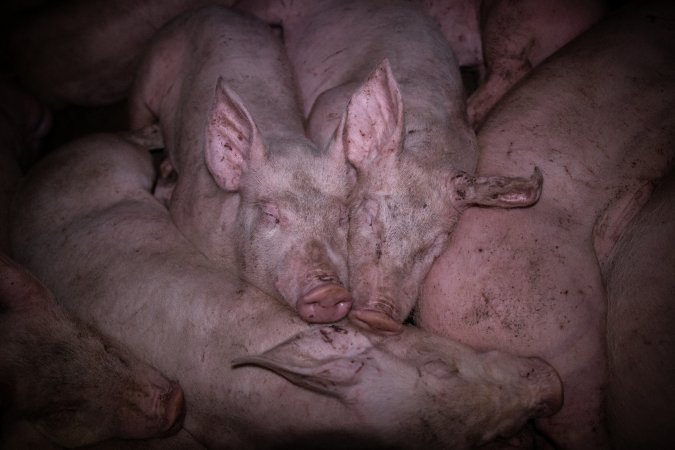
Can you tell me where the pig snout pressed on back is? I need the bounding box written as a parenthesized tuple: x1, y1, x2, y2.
(0, 253, 185, 448)
(129, 6, 354, 324)
(8, 132, 562, 448)
(248, 0, 543, 333)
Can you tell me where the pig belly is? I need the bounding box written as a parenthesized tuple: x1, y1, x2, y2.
(604, 170, 675, 450)
(420, 2, 675, 448)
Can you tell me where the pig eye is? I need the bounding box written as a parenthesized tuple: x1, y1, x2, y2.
(260, 203, 280, 225)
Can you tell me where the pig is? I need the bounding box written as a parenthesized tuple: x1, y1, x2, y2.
(408, 0, 484, 70)
(0, 252, 186, 448)
(602, 170, 675, 450)
(236, 0, 542, 333)
(468, 0, 608, 128)
(0, 77, 50, 252)
(9, 131, 562, 449)
(418, 1, 675, 448)
(7, 0, 236, 107)
(128, 6, 354, 323)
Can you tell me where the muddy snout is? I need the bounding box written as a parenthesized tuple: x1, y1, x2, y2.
(523, 357, 564, 418)
(158, 381, 186, 436)
(297, 281, 353, 323)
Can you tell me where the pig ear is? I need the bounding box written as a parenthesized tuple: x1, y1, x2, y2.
(205, 77, 266, 192)
(334, 59, 404, 172)
(231, 325, 374, 398)
(448, 167, 543, 208)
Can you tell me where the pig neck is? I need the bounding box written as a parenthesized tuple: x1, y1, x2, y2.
(401, 107, 477, 173)
(168, 158, 241, 275)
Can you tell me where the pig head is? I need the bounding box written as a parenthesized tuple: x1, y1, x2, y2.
(0, 253, 184, 448)
(327, 59, 542, 332)
(250, 0, 543, 333)
(129, 6, 354, 323)
(234, 324, 562, 448)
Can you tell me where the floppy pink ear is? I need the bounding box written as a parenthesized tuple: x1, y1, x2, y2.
(448, 167, 543, 208)
(334, 59, 405, 173)
(205, 77, 266, 192)
(231, 325, 373, 398)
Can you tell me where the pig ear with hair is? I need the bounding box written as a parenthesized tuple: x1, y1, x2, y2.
(334, 59, 405, 173)
(231, 325, 375, 398)
(448, 167, 544, 209)
(205, 77, 266, 192)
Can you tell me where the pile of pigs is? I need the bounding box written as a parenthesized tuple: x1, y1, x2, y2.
(1, 0, 673, 448)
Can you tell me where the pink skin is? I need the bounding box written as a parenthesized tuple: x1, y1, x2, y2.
(419, 2, 675, 448)
(0, 253, 185, 448)
(7, 132, 562, 447)
(468, 0, 608, 128)
(245, 0, 543, 334)
(128, 7, 353, 324)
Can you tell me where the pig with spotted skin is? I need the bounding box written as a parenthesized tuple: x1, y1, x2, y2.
(419, 2, 675, 448)
(129, 6, 355, 323)
(9, 129, 562, 449)
(238, 0, 542, 333)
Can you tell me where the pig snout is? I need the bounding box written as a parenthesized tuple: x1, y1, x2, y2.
(276, 240, 352, 324)
(348, 299, 404, 334)
(120, 379, 185, 439)
(521, 356, 564, 418)
(297, 280, 353, 324)
(158, 381, 186, 436)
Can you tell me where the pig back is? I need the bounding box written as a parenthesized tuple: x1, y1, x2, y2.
(129, 5, 305, 171)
